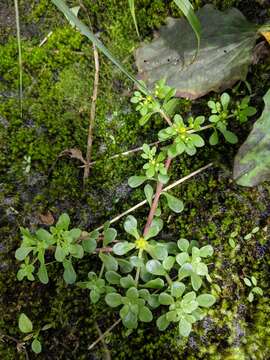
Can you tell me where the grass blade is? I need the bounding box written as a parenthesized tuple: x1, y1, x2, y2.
(14, 0, 23, 116)
(128, 0, 140, 38)
(173, 0, 201, 51)
(51, 0, 148, 93)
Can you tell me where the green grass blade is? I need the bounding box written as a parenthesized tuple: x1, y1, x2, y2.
(128, 0, 140, 38)
(173, 0, 201, 51)
(51, 0, 148, 93)
(14, 0, 23, 116)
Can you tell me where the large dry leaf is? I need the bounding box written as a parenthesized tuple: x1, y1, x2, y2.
(136, 5, 259, 99)
(233, 89, 270, 187)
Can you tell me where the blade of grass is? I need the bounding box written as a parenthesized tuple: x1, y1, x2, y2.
(14, 0, 23, 116)
(51, 0, 148, 94)
(128, 0, 140, 38)
(173, 0, 201, 53)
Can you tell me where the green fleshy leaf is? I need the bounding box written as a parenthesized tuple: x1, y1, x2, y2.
(19, 313, 33, 333)
(176, 252, 189, 266)
(191, 273, 202, 291)
(99, 253, 118, 271)
(31, 339, 42, 354)
(55, 245, 66, 262)
(159, 292, 174, 305)
(139, 306, 153, 322)
(124, 215, 140, 239)
(177, 239, 189, 252)
(37, 264, 49, 284)
(196, 294, 216, 308)
(15, 247, 33, 261)
(163, 193, 184, 213)
(63, 259, 76, 284)
(56, 213, 70, 230)
(146, 260, 166, 276)
(105, 293, 122, 307)
(82, 238, 97, 254)
(171, 281, 185, 298)
(90, 289, 100, 304)
(113, 242, 136, 256)
(179, 318, 192, 337)
(120, 275, 136, 288)
(209, 131, 219, 145)
(143, 278, 164, 289)
(199, 245, 214, 257)
(144, 184, 154, 206)
(128, 176, 147, 188)
(162, 256, 175, 271)
(157, 314, 170, 331)
(105, 271, 121, 285)
(103, 228, 117, 245)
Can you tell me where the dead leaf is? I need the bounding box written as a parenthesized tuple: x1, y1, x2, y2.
(60, 148, 86, 164)
(136, 5, 259, 99)
(260, 31, 270, 44)
(39, 211, 55, 225)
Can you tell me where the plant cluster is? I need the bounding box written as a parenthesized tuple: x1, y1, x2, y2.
(243, 276, 263, 302)
(18, 313, 52, 354)
(15, 79, 255, 352)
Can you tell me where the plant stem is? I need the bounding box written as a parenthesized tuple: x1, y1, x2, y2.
(14, 0, 23, 117)
(88, 319, 121, 350)
(99, 263, 105, 278)
(135, 248, 143, 287)
(95, 162, 213, 231)
(165, 274, 173, 286)
(143, 157, 172, 236)
(84, 43, 100, 180)
(159, 109, 172, 126)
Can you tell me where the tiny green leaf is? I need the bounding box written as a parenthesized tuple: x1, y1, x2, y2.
(19, 313, 33, 333)
(163, 193, 184, 213)
(105, 293, 122, 307)
(63, 259, 76, 284)
(37, 264, 49, 284)
(113, 242, 136, 256)
(15, 247, 33, 261)
(31, 339, 42, 354)
(157, 314, 170, 331)
(179, 317, 192, 337)
(159, 292, 174, 305)
(244, 277, 252, 287)
(139, 306, 153, 322)
(177, 239, 189, 252)
(128, 176, 147, 188)
(143, 278, 164, 289)
(196, 294, 216, 308)
(124, 215, 140, 239)
(199, 245, 214, 257)
(56, 213, 70, 230)
(103, 228, 117, 246)
(146, 259, 166, 276)
(144, 184, 154, 206)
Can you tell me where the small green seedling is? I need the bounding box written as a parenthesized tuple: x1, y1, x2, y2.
(18, 313, 52, 354)
(243, 276, 263, 302)
(22, 155, 31, 174)
(233, 96, 256, 123)
(15, 214, 98, 285)
(228, 230, 239, 249)
(244, 226, 259, 240)
(207, 93, 238, 145)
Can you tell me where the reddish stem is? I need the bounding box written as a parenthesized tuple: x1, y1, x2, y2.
(143, 157, 172, 237)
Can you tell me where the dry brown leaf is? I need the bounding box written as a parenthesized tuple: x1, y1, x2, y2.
(60, 148, 86, 164)
(39, 211, 55, 225)
(260, 31, 270, 44)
